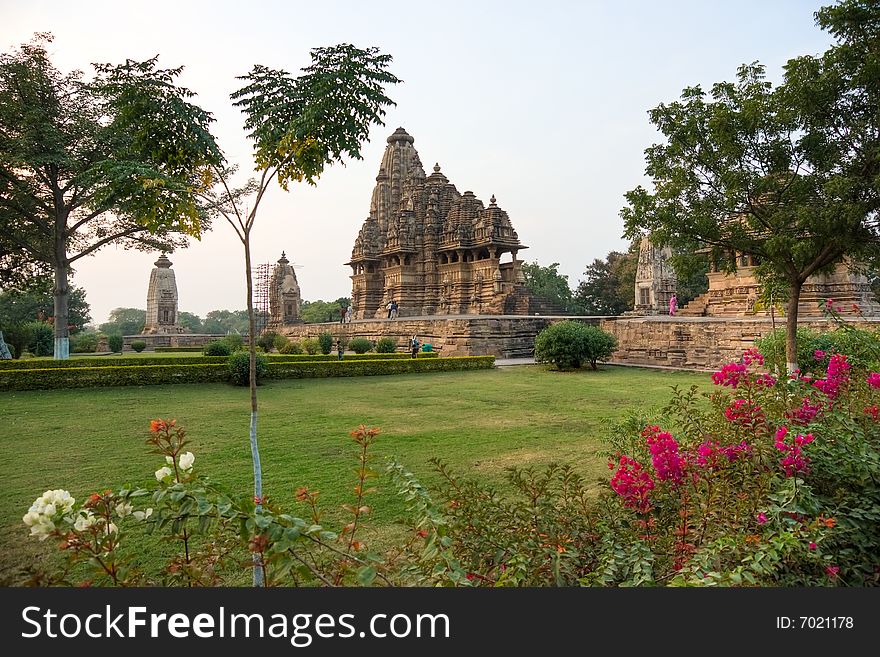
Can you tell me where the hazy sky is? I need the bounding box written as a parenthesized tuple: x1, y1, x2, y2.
(2, 0, 833, 325)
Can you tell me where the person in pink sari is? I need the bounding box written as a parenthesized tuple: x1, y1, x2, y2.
(669, 294, 678, 316)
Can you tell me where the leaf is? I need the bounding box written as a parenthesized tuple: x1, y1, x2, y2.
(357, 565, 377, 586)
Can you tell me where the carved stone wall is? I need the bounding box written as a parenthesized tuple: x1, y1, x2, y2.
(633, 236, 677, 315)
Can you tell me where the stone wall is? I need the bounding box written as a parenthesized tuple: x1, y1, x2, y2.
(600, 316, 880, 369)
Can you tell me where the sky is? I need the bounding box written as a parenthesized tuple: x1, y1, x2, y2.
(1, 0, 834, 325)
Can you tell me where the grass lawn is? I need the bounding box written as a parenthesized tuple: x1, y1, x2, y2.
(0, 364, 708, 583)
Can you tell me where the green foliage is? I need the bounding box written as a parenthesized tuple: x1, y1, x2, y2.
(257, 331, 278, 352)
(575, 249, 636, 315)
(300, 337, 319, 355)
(534, 321, 618, 370)
(203, 340, 232, 357)
(27, 321, 53, 357)
(756, 327, 880, 375)
(265, 356, 495, 380)
(99, 308, 146, 336)
(108, 335, 124, 353)
(349, 337, 372, 354)
(202, 310, 250, 335)
(222, 333, 244, 352)
(130, 340, 147, 353)
(521, 261, 575, 313)
(227, 351, 268, 386)
(272, 334, 289, 352)
(176, 311, 203, 333)
(279, 340, 302, 354)
(154, 346, 204, 352)
(0, 278, 91, 333)
(0, 355, 228, 370)
(318, 331, 333, 355)
(375, 337, 396, 353)
(70, 331, 99, 354)
(0, 363, 227, 391)
(300, 300, 344, 324)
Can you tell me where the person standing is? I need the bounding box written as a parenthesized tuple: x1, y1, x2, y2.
(345, 304, 353, 323)
(410, 334, 420, 358)
(391, 300, 399, 319)
(386, 300, 393, 319)
(669, 294, 678, 316)
(337, 339, 344, 360)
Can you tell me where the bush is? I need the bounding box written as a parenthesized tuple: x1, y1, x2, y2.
(130, 340, 147, 353)
(265, 356, 495, 380)
(0, 363, 227, 391)
(301, 337, 319, 355)
(154, 346, 205, 352)
(108, 334, 124, 353)
(27, 321, 54, 357)
(273, 334, 289, 352)
(318, 331, 333, 355)
(756, 327, 880, 375)
(534, 321, 617, 370)
(71, 331, 99, 353)
(349, 337, 372, 354)
(203, 340, 232, 357)
(227, 351, 268, 386)
(0, 355, 226, 370)
(257, 331, 278, 352)
(223, 333, 244, 352)
(279, 340, 302, 354)
(375, 337, 397, 353)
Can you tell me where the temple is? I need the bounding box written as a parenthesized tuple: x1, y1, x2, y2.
(143, 254, 184, 334)
(347, 127, 538, 318)
(633, 236, 677, 315)
(269, 251, 302, 327)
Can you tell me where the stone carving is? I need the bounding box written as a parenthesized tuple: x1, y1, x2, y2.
(143, 254, 184, 334)
(632, 236, 677, 315)
(269, 252, 302, 327)
(347, 128, 530, 318)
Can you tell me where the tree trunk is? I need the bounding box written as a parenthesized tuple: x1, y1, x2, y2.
(53, 261, 70, 360)
(243, 231, 264, 587)
(785, 278, 804, 374)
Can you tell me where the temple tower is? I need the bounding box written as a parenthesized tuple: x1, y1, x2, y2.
(143, 254, 182, 334)
(633, 236, 677, 315)
(269, 251, 302, 327)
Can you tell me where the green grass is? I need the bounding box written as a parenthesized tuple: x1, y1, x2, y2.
(0, 364, 708, 583)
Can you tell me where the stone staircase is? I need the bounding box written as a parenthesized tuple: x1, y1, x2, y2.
(502, 286, 567, 316)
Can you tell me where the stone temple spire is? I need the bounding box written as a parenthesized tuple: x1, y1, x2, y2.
(143, 253, 182, 334)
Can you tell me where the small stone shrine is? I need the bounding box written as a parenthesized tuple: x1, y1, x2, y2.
(269, 251, 302, 327)
(143, 254, 184, 334)
(347, 128, 533, 318)
(633, 236, 677, 315)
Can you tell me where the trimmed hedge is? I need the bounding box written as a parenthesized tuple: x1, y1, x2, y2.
(0, 356, 494, 391)
(267, 352, 439, 362)
(266, 356, 495, 380)
(0, 364, 227, 391)
(154, 346, 207, 353)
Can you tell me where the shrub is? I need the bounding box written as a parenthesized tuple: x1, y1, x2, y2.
(227, 351, 268, 386)
(375, 337, 397, 353)
(264, 356, 494, 380)
(534, 321, 617, 370)
(27, 321, 54, 357)
(349, 337, 372, 354)
(130, 340, 147, 353)
(203, 340, 232, 357)
(318, 331, 333, 355)
(71, 331, 99, 353)
(223, 333, 244, 352)
(756, 327, 880, 375)
(0, 363, 227, 391)
(273, 334, 289, 352)
(0, 355, 226, 370)
(301, 337, 319, 355)
(108, 334, 124, 353)
(257, 331, 278, 352)
(279, 340, 302, 354)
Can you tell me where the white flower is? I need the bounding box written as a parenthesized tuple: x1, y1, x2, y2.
(155, 466, 174, 482)
(115, 502, 133, 518)
(107, 522, 119, 535)
(166, 455, 174, 465)
(132, 508, 154, 521)
(74, 511, 97, 532)
(178, 452, 195, 472)
(23, 489, 75, 540)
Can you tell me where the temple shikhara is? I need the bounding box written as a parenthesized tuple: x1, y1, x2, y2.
(269, 251, 302, 327)
(347, 127, 542, 318)
(143, 254, 184, 334)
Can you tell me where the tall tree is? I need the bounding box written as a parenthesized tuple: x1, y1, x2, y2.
(198, 45, 400, 585)
(0, 34, 222, 358)
(98, 307, 146, 335)
(575, 250, 636, 315)
(202, 309, 250, 334)
(521, 261, 575, 313)
(622, 55, 880, 372)
(0, 277, 90, 332)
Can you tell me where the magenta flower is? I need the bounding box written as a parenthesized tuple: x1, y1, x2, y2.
(774, 426, 814, 477)
(814, 349, 826, 361)
(609, 455, 655, 513)
(642, 426, 686, 485)
(809, 542, 817, 551)
(825, 565, 840, 578)
(867, 372, 880, 389)
(757, 512, 767, 525)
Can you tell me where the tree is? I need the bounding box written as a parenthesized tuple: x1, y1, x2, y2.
(300, 299, 349, 323)
(622, 54, 880, 372)
(177, 311, 203, 333)
(575, 250, 636, 315)
(197, 44, 400, 585)
(521, 261, 575, 313)
(99, 307, 146, 335)
(202, 309, 250, 334)
(0, 34, 222, 359)
(0, 277, 91, 333)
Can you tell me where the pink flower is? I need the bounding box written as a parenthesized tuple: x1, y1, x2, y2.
(865, 405, 879, 421)
(774, 426, 814, 477)
(814, 350, 826, 361)
(642, 426, 686, 485)
(757, 512, 767, 525)
(813, 354, 850, 400)
(609, 455, 655, 513)
(825, 565, 839, 578)
(712, 362, 747, 388)
(724, 399, 766, 427)
(867, 373, 880, 389)
(809, 542, 817, 551)
(787, 396, 823, 426)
